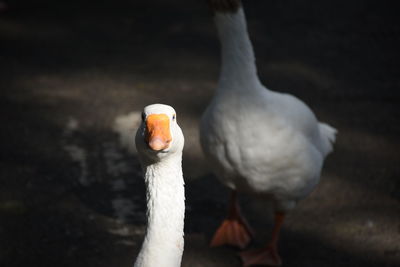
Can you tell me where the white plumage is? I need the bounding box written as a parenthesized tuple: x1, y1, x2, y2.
(200, 1, 336, 266)
(201, 87, 336, 210)
(134, 104, 185, 267)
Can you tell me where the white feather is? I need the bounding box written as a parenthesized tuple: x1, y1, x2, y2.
(200, 7, 337, 212)
(134, 104, 185, 267)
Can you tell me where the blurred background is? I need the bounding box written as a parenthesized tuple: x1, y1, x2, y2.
(0, 0, 399, 266)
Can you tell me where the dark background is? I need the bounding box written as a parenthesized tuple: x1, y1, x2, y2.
(0, 0, 399, 266)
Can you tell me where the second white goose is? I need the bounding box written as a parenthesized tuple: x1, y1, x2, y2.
(200, 1, 337, 266)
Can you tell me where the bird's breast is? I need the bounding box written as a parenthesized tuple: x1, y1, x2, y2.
(200, 104, 323, 197)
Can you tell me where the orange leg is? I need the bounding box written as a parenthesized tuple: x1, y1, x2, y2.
(210, 191, 254, 249)
(239, 212, 285, 267)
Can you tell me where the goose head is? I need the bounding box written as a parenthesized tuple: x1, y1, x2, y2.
(135, 104, 184, 162)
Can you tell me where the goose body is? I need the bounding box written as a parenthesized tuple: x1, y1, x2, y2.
(202, 81, 335, 210)
(134, 104, 185, 267)
(200, 1, 336, 265)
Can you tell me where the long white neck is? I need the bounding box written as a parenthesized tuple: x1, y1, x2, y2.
(215, 7, 260, 88)
(134, 153, 185, 267)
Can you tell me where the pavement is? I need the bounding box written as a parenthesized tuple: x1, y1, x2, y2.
(0, 0, 399, 266)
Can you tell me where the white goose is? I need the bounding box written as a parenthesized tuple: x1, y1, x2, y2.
(200, 1, 337, 266)
(134, 104, 185, 267)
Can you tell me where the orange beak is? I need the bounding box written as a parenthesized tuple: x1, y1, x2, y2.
(145, 114, 172, 151)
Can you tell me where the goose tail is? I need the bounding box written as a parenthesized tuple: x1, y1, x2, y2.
(318, 122, 337, 157)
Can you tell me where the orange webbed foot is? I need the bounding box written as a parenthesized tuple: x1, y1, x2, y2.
(210, 191, 254, 249)
(210, 218, 253, 249)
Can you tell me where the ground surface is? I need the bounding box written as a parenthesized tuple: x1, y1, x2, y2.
(0, 0, 399, 266)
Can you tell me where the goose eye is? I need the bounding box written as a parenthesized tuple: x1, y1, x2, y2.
(141, 112, 146, 121)
(172, 114, 176, 121)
